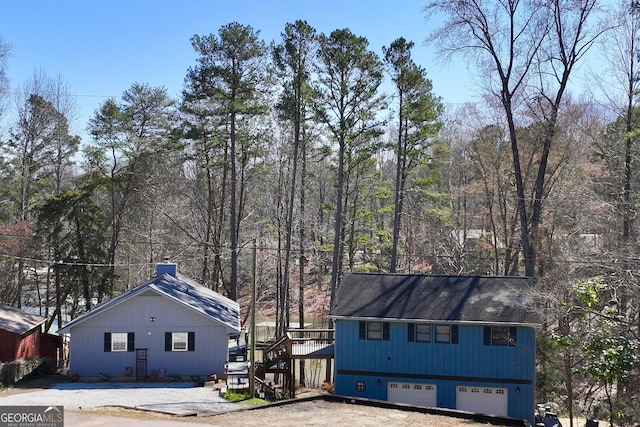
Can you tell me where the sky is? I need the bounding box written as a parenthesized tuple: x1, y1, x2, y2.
(1, 0, 474, 139)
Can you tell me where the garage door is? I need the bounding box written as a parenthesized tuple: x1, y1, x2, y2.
(456, 386, 508, 416)
(388, 382, 437, 407)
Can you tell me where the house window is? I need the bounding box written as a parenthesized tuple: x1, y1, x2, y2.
(165, 332, 195, 352)
(434, 325, 459, 344)
(484, 326, 517, 346)
(112, 333, 128, 351)
(407, 323, 431, 342)
(104, 332, 134, 352)
(358, 321, 390, 341)
(173, 333, 188, 351)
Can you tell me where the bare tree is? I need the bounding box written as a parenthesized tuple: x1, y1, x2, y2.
(425, 0, 606, 276)
(0, 37, 10, 133)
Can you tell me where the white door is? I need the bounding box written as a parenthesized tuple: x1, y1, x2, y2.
(387, 382, 437, 407)
(456, 386, 508, 416)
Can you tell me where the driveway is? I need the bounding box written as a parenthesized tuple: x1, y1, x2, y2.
(0, 379, 533, 426)
(0, 381, 240, 416)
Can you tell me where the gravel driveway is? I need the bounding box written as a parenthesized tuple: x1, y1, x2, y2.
(0, 381, 240, 416)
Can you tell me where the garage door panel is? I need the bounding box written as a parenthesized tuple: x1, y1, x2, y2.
(456, 386, 508, 416)
(388, 382, 437, 407)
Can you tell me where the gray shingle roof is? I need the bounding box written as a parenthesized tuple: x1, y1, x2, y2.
(58, 273, 240, 334)
(0, 303, 46, 335)
(329, 273, 540, 325)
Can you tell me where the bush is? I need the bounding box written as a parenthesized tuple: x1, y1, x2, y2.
(0, 357, 50, 387)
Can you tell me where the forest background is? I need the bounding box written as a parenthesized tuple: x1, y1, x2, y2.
(0, 1, 639, 425)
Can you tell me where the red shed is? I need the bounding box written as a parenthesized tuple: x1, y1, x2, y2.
(0, 303, 57, 364)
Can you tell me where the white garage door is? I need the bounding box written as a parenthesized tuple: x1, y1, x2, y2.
(456, 386, 508, 416)
(388, 382, 437, 407)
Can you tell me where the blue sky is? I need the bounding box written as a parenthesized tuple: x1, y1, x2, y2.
(1, 1, 472, 137)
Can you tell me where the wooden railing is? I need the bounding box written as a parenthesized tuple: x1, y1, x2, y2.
(255, 376, 279, 401)
(285, 329, 334, 358)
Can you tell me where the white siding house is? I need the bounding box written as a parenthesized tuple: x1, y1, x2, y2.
(58, 263, 240, 379)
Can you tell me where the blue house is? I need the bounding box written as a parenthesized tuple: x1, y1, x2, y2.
(58, 263, 240, 380)
(329, 272, 539, 424)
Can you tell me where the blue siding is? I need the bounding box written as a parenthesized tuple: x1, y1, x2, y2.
(67, 293, 229, 378)
(334, 320, 535, 423)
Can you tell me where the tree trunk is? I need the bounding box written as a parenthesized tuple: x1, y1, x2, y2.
(390, 91, 404, 273)
(329, 140, 345, 307)
(230, 109, 238, 301)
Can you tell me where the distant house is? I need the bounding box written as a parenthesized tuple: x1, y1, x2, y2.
(58, 263, 240, 379)
(329, 272, 539, 424)
(0, 303, 61, 370)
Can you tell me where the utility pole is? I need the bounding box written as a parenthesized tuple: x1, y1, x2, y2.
(249, 239, 257, 397)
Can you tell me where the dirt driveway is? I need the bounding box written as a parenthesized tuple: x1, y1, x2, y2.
(0, 376, 513, 426)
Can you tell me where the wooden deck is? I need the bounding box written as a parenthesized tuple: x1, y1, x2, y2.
(261, 329, 335, 397)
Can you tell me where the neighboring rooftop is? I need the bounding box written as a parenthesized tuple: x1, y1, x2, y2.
(0, 303, 46, 335)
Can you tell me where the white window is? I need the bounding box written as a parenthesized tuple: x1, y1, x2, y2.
(415, 324, 431, 342)
(111, 333, 128, 352)
(172, 332, 188, 351)
(359, 321, 389, 341)
(435, 325, 451, 343)
(435, 325, 459, 344)
(367, 322, 382, 340)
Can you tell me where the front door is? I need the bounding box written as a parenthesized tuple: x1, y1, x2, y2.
(136, 348, 147, 380)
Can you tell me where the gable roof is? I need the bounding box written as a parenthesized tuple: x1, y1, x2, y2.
(58, 273, 240, 334)
(329, 272, 540, 325)
(0, 303, 46, 335)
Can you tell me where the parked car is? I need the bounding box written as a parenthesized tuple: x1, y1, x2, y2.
(535, 403, 563, 427)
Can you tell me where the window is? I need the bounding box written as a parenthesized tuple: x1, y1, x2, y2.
(104, 332, 134, 352)
(434, 325, 458, 344)
(407, 323, 431, 342)
(112, 333, 128, 351)
(358, 321, 390, 341)
(173, 333, 188, 351)
(165, 332, 195, 352)
(484, 326, 517, 346)
(367, 322, 382, 340)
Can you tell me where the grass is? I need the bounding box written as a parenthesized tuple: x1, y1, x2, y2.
(222, 389, 266, 406)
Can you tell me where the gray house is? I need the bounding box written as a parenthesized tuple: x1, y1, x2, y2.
(58, 263, 240, 379)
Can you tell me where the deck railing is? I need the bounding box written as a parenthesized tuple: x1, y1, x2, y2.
(285, 329, 334, 358)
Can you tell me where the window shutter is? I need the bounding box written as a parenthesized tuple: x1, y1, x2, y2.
(510, 327, 517, 346)
(359, 321, 366, 340)
(383, 322, 390, 341)
(104, 333, 111, 352)
(407, 323, 415, 342)
(188, 332, 195, 351)
(484, 326, 491, 345)
(165, 332, 172, 351)
(451, 325, 459, 344)
(127, 333, 135, 352)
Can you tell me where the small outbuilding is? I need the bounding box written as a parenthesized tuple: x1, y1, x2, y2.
(58, 263, 240, 380)
(0, 303, 60, 368)
(329, 272, 540, 425)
